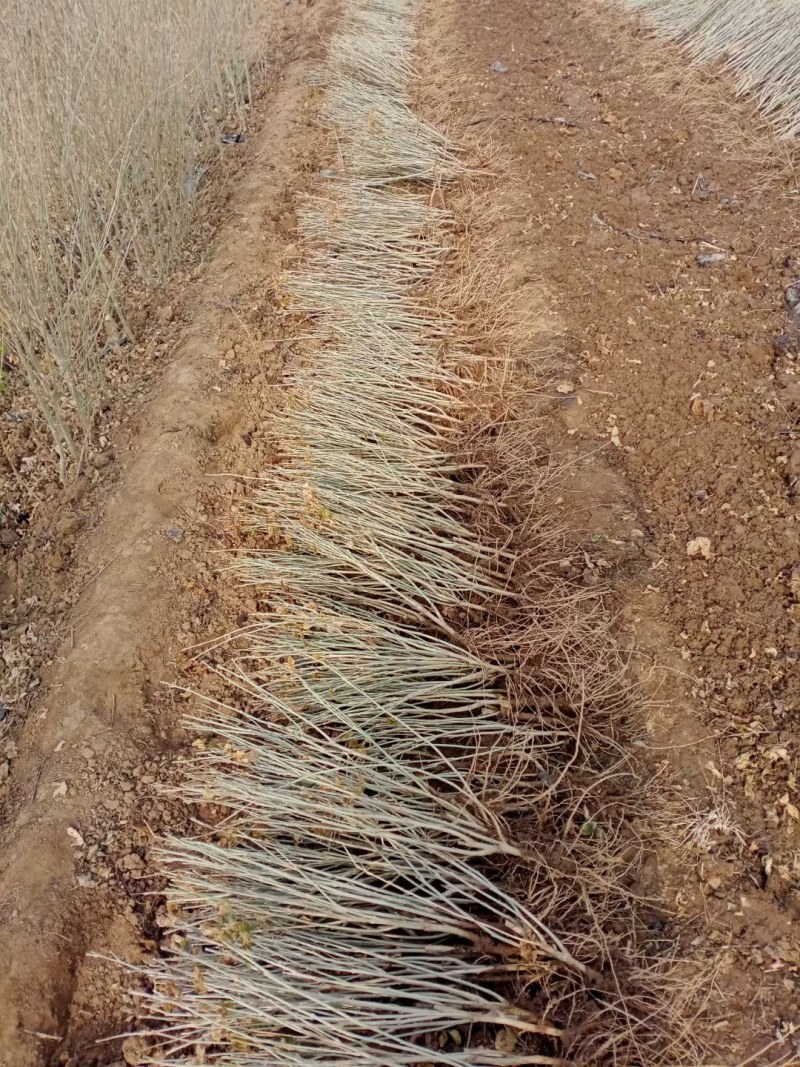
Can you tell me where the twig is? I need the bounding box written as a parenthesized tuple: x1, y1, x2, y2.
(74, 552, 121, 599)
(461, 112, 499, 127)
(592, 212, 729, 249)
(30, 757, 48, 803)
(531, 115, 582, 129)
(21, 1030, 62, 1042)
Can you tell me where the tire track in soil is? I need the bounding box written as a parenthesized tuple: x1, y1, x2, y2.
(436, 0, 800, 1058)
(0, 2, 336, 1063)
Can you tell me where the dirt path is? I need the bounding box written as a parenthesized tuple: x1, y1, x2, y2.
(437, 0, 800, 1055)
(0, 2, 335, 1062)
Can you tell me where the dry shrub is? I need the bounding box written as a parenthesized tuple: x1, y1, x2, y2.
(0, 0, 261, 470)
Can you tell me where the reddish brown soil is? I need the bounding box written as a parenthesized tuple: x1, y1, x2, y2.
(0, 2, 334, 1063)
(443, 0, 800, 1058)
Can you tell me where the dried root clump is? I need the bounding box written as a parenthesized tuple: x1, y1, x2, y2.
(135, 1, 701, 1065)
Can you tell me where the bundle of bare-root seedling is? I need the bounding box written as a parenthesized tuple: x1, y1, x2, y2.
(615, 0, 800, 140)
(136, 0, 698, 1063)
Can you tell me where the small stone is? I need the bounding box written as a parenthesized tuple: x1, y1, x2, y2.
(52, 781, 68, 799)
(686, 537, 713, 561)
(65, 478, 88, 503)
(166, 527, 184, 543)
(694, 488, 709, 502)
(691, 396, 716, 420)
(156, 305, 174, 326)
(556, 379, 576, 395)
(773, 332, 799, 359)
(490, 60, 508, 74)
(743, 340, 772, 367)
(0, 529, 17, 548)
(118, 852, 145, 875)
(90, 452, 111, 469)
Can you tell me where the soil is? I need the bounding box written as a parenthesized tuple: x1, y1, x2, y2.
(2, 0, 800, 1063)
(440, 0, 800, 1058)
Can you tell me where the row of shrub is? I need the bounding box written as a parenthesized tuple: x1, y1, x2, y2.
(0, 0, 260, 470)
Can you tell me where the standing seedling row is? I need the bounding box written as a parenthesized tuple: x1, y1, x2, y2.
(0, 0, 259, 469)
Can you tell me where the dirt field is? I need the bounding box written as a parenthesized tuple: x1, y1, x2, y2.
(1, 0, 799, 1063)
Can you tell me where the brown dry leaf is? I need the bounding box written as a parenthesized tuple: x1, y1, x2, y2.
(768, 746, 790, 764)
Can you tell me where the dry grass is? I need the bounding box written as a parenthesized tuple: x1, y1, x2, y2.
(0, 0, 261, 471)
